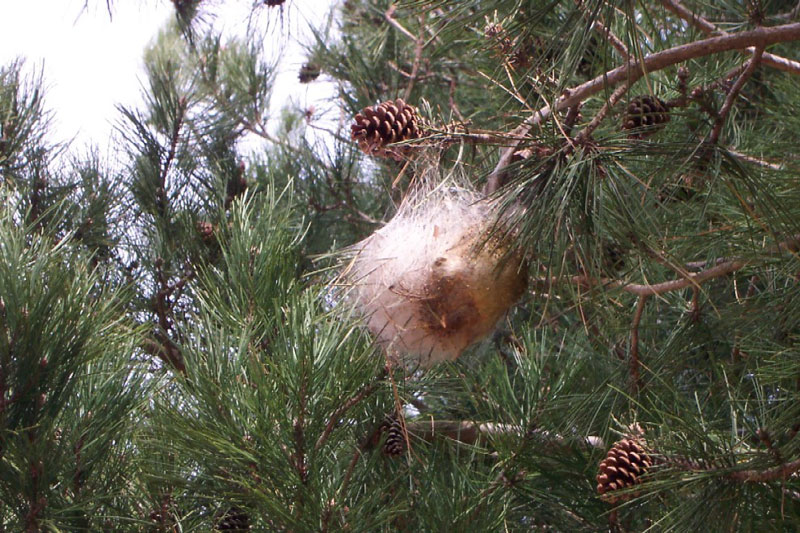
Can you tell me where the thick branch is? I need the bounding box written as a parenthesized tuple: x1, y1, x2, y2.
(141, 335, 185, 374)
(728, 458, 800, 483)
(486, 22, 800, 193)
(660, 0, 800, 74)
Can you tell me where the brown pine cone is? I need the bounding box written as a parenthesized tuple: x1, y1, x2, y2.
(214, 505, 250, 531)
(596, 438, 652, 503)
(196, 221, 215, 243)
(298, 63, 320, 83)
(350, 98, 425, 160)
(621, 95, 670, 138)
(382, 416, 406, 457)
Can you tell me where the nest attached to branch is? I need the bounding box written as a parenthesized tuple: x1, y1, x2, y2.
(342, 167, 527, 366)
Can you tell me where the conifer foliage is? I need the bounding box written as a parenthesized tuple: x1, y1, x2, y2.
(2, 1, 800, 531)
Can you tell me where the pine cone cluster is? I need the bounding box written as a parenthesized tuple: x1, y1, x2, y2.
(214, 506, 251, 531)
(350, 98, 425, 160)
(596, 438, 652, 503)
(621, 95, 670, 138)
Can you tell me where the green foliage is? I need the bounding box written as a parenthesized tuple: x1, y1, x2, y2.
(0, 194, 148, 529)
(2, 0, 800, 531)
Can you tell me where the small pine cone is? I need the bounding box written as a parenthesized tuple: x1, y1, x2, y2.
(298, 62, 320, 83)
(382, 416, 405, 457)
(484, 22, 514, 56)
(196, 221, 215, 243)
(214, 506, 251, 531)
(621, 95, 670, 138)
(596, 438, 652, 503)
(350, 98, 425, 160)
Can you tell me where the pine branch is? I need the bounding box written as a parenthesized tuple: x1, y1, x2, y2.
(708, 46, 765, 145)
(383, 5, 417, 42)
(486, 22, 800, 193)
(156, 96, 187, 218)
(403, 15, 426, 101)
(728, 458, 800, 483)
(314, 369, 385, 451)
(660, 0, 800, 74)
(400, 420, 604, 449)
(574, 0, 630, 60)
(574, 82, 632, 144)
(629, 295, 648, 395)
(533, 258, 747, 297)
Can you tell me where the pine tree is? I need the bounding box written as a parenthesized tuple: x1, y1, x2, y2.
(2, 0, 800, 531)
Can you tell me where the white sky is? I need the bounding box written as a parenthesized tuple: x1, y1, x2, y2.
(0, 0, 337, 151)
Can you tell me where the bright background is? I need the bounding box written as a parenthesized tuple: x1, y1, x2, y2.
(0, 0, 337, 150)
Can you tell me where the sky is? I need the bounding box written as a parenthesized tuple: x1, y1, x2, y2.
(0, 0, 337, 151)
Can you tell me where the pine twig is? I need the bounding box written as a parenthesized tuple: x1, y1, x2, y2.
(574, 82, 632, 145)
(630, 295, 649, 395)
(485, 22, 800, 194)
(532, 258, 747, 297)
(401, 420, 604, 448)
(403, 15, 425, 101)
(384, 5, 417, 42)
(660, 0, 800, 75)
(727, 458, 800, 483)
(593, 20, 630, 60)
(314, 369, 385, 451)
(708, 47, 765, 145)
(573, 0, 630, 60)
(156, 96, 187, 218)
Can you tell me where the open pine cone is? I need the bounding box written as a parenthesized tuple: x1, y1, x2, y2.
(350, 98, 425, 160)
(596, 438, 652, 503)
(621, 95, 670, 138)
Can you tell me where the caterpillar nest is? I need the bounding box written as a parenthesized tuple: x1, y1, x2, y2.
(345, 181, 527, 367)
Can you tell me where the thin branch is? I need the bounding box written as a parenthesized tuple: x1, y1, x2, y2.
(728, 458, 800, 483)
(403, 15, 425, 101)
(384, 5, 417, 41)
(315, 371, 385, 451)
(486, 22, 800, 193)
(574, 82, 632, 144)
(727, 149, 784, 170)
(630, 296, 649, 395)
(685, 234, 800, 271)
(533, 259, 747, 297)
(156, 96, 187, 217)
(660, 0, 800, 74)
(708, 47, 765, 145)
(573, 0, 629, 60)
(402, 420, 604, 448)
(447, 74, 465, 122)
(593, 20, 630, 60)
